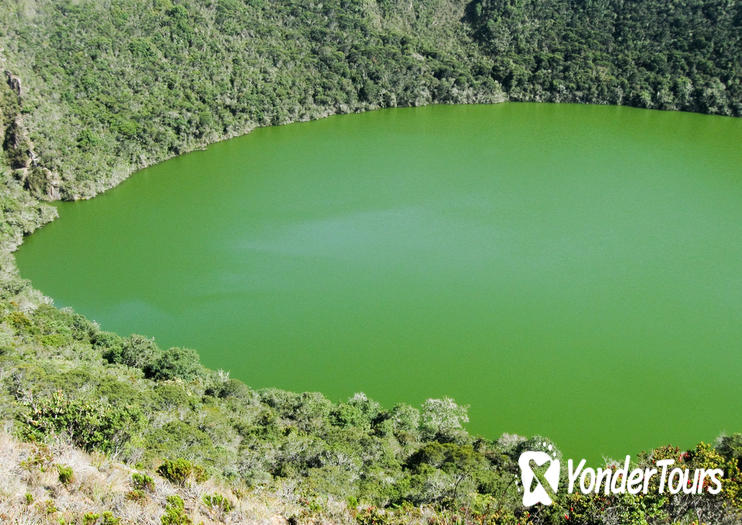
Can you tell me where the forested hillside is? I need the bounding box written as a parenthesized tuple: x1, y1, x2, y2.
(1, 0, 740, 202)
(0, 0, 500, 199)
(1, 0, 741, 522)
(467, 0, 741, 114)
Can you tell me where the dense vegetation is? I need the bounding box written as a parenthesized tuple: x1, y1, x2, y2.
(0, 429, 319, 523)
(1, 0, 740, 201)
(2, 298, 741, 523)
(467, 0, 741, 114)
(0, 0, 500, 199)
(0, 0, 741, 522)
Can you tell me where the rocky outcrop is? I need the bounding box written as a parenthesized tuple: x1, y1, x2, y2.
(3, 114, 32, 169)
(5, 70, 21, 97)
(22, 165, 62, 201)
(1, 71, 61, 200)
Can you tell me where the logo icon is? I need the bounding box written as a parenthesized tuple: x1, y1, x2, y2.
(519, 450, 560, 506)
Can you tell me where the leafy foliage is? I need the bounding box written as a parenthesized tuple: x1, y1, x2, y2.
(467, 0, 741, 115)
(144, 346, 202, 381)
(157, 458, 207, 485)
(20, 390, 143, 453)
(132, 471, 155, 491)
(202, 492, 234, 513)
(56, 464, 73, 484)
(161, 495, 192, 525)
(0, 0, 500, 200)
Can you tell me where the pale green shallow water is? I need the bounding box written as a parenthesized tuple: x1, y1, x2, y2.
(16, 103, 742, 460)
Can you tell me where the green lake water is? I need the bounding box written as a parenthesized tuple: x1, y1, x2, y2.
(16, 103, 742, 460)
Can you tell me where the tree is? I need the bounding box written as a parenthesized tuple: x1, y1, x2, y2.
(420, 397, 469, 442)
(144, 347, 201, 381)
(103, 334, 157, 370)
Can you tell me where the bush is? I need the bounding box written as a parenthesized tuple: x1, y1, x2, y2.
(157, 458, 206, 485)
(161, 495, 192, 525)
(103, 334, 157, 370)
(125, 489, 145, 501)
(56, 464, 73, 484)
(157, 458, 191, 485)
(85, 510, 121, 525)
(6, 311, 34, 334)
(132, 472, 154, 491)
(420, 398, 469, 442)
(203, 492, 234, 513)
(20, 391, 143, 453)
(92, 331, 124, 351)
(42, 499, 57, 514)
(144, 347, 202, 381)
(716, 433, 742, 471)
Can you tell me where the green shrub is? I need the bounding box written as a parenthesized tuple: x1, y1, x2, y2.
(161, 495, 192, 525)
(717, 433, 742, 471)
(83, 512, 121, 525)
(203, 492, 234, 513)
(144, 421, 215, 463)
(193, 464, 208, 483)
(102, 334, 157, 370)
(157, 458, 206, 485)
(29, 305, 96, 343)
(57, 464, 73, 484)
(132, 472, 154, 491)
(330, 403, 368, 430)
(101, 511, 121, 525)
(125, 489, 145, 501)
(40, 332, 70, 347)
(144, 347, 202, 381)
(92, 331, 124, 351)
(67, 310, 98, 341)
(20, 391, 143, 453)
(419, 397, 469, 442)
(157, 458, 191, 485)
(6, 311, 34, 333)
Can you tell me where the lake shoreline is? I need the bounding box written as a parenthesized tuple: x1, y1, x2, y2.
(13, 103, 736, 453)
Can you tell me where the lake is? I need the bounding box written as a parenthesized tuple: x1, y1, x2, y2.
(16, 103, 742, 460)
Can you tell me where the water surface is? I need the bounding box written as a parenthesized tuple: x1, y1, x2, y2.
(17, 104, 742, 460)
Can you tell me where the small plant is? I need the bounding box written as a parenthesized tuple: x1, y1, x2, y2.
(6, 311, 33, 332)
(157, 458, 207, 485)
(57, 464, 73, 484)
(101, 511, 121, 525)
(161, 495, 192, 525)
(24, 493, 33, 504)
(125, 489, 145, 501)
(43, 499, 57, 514)
(132, 472, 154, 491)
(192, 463, 208, 483)
(83, 513, 99, 525)
(157, 458, 191, 485)
(203, 492, 234, 513)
